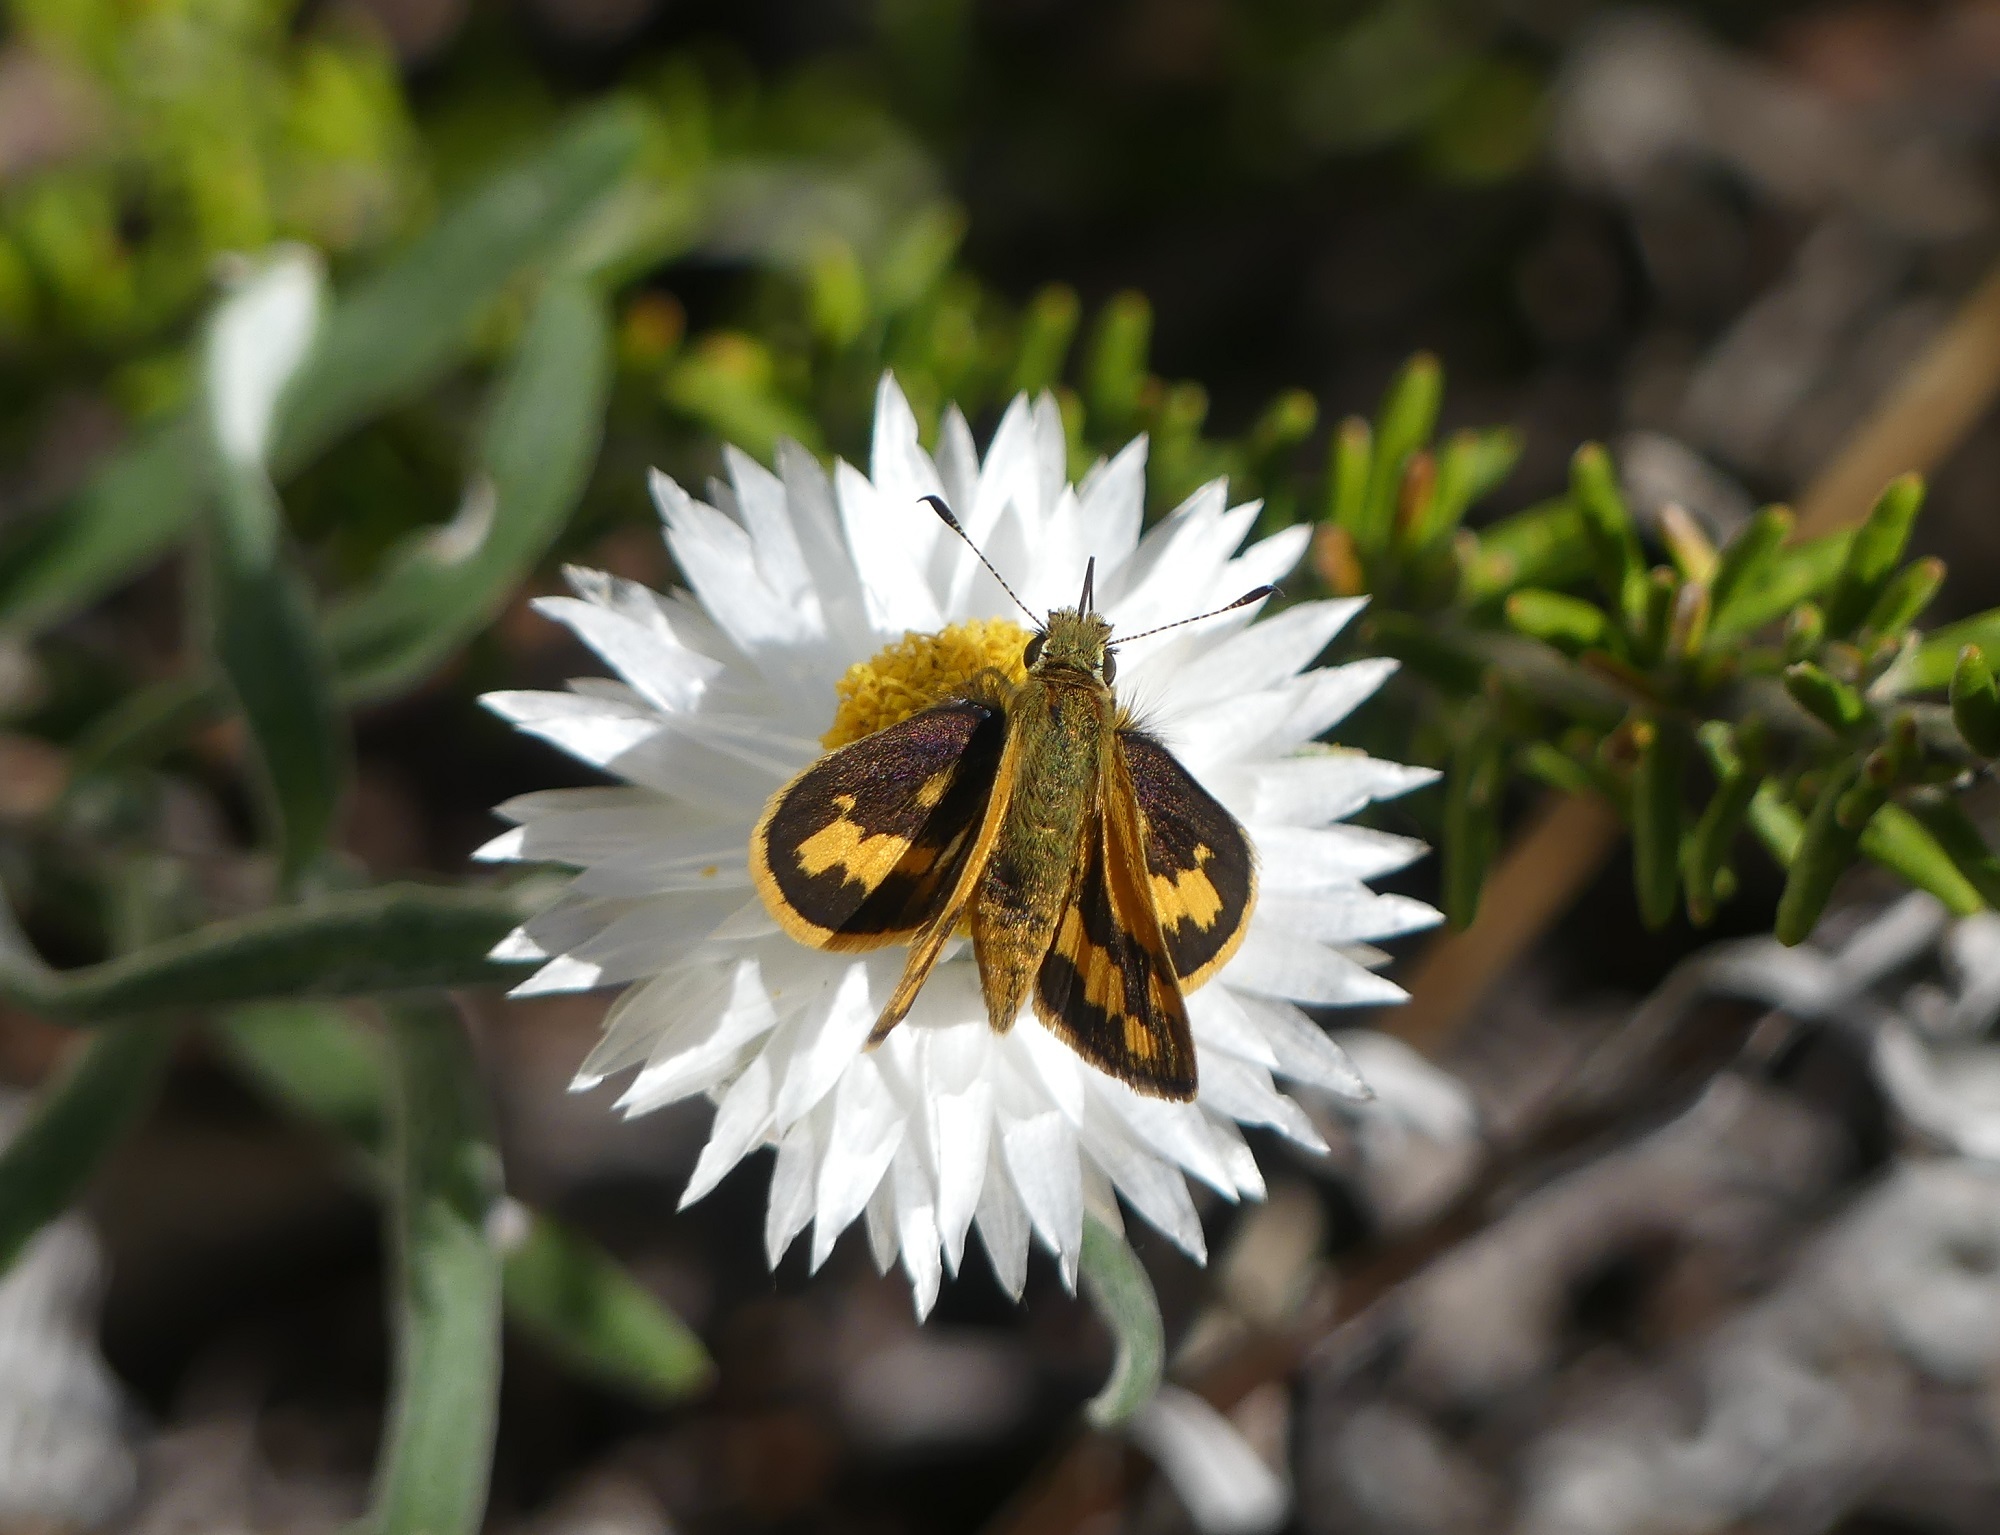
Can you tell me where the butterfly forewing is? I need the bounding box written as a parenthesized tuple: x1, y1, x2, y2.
(1116, 729, 1257, 989)
(1033, 751, 1199, 1100)
(751, 699, 1006, 950)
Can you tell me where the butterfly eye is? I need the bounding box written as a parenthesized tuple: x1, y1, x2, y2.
(1023, 633, 1045, 668)
(1101, 650, 1117, 684)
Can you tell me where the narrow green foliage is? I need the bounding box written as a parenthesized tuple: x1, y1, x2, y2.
(1327, 417, 1372, 536)
(503, 1219, 715, 1404)
(1709, 531, 1852, 641)
(1783, 661, 1867, 733)
(1633, 568, 1677, 668)
(1783, 603, 1825, 664)
(0, 1023, 175, 1279)
(372, 1000, 503, 1535)
(1707, 504, 1793, 623)
(0, 884, 537, 1023)
(1902, 792, 2000, 908)
(1862, 806, 1986, 916)
(1461, 497, 1590, 602)
(1361, 354, 1442, 549)
(328, 277, 614, 700)
(1684, 720, 1763, 926)
(1910, 608, 2000, 691)
(1418, 427, 1519, 547)
(1631, 717, 1687, 930)
(1825, 473, 1924, 636)
(1504, 589, 1609, 654)
(1079, 1213, 1163, 1429)
(1569, 443, 1646, 627)
(1776, 768, 1867, 944)
(1951, 645, 2000, 757)
(1084, 291, 1152, 435)
(1010, 283, 1080, 396)
(1861, 556, 1945, 639)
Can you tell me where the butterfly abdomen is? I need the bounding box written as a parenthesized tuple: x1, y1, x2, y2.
(972, 674, 1107, 1029)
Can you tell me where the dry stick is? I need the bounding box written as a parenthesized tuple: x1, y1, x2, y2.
(980, 260, 2000, 1535)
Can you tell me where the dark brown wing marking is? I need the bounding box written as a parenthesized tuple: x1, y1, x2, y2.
(1033, 753, 1198, 1101)
(1116, 729, 1256, 991)
(751, 700, 1004, 951)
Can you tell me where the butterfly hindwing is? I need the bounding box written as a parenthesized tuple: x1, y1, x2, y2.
(1116, 729, 1256, 990)
(1032, 749, 1198, 1101)
(752, 699, 1006, 951)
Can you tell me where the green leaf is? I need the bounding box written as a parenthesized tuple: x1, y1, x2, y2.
(218, 1003, 714, 1404)
(1083, 291, 1153, 436)
(1326, 417, 1372, 536)
(1899, 792, 2000, 908)
(1631, 716, 1688, 930)
(1079, 1212, 1163, 1429)
(1861, 556, 1945, 639)
(1708, 531, 1852, 641)
(1443, 721, 1504, 928)
(1705, 504, 1793, 626)
(1860, 805, 1985, 917)
(271, 103, 643, 480)
(1460, 496, 1590, 603)
(1010, 283, 1081, 397)
(1951, 645, 2000, 758)
(1776, 767, 1866, 945)
(1361, 353, 1442, 550)
(371, 999, 503, 1535)
(1913, 609, 2000, 692)
(1569, 443, 1646, 628)
(1503, 589, 1609, 654)
(200, 251, 346, 885)
(328, 276, 614, 700)
(1824, 473, 1924, 637)
(502, 1216, 714, 1404)
(0, 883, 537, 1023)
(1417, 426, 1519, 546)
(0, 1022, 175, 1279)
(1782, 661, 1868, 733)
(0, 104, 644, 637)
(217, 1001, 388, 1151)
(1683, 721, 1762, 926)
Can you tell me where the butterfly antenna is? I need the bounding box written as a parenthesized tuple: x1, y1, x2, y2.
(1114, 585, 1280, 646)
(922, 495, 1038, 623)
(1079, 557, 1096, 614)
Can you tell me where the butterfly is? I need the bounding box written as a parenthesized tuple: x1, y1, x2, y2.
(749, 496, 1271, 1101)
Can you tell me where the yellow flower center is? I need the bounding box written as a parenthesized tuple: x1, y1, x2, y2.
(822, 618, 1032, 749)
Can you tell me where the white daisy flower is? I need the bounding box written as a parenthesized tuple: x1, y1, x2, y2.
(479, 375, 1440, 1317)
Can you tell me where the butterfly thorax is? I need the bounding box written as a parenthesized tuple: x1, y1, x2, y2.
(972, 619, 1113, 1030)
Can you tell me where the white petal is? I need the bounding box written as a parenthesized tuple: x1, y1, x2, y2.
(932, 1076, 993, 1275)
(1240, 755, 1438, 827)
(838, 460, 946, 635)
(1111, 1090, 1240, 1198)
(975, 1138, 1032, 1300)
(479, 787, 695, 866)
(1081, 1105, 1206, 1260)
(1201, 1113, 1269, 1198)
(1131, 1386, 1290, 1535)
(1219, 523, 1310, 597)
(1170, 599, 1365, 705)
(935, 406, 980, 519)
(1076, 437, 1148, 571)
(775, 961, 878, 1130)
(1254, 891, 1442, 946)
(1198, 1053, 1329, 1153)
(1254, 824, 1429, 889)
(531, 594, 724, 715)
(1187, 984, 1280, 1069)
(1257, 659, 1400, 753)
(724, 444, 819, 626)
(615, 960, 778, 1112)
(569, 825, 750, 897)
(766, 1116, 818, 1266)
(777, 438, 873, 651)
(892, 1142, 945, 1319)
(811, 1057, 905, 1270)
(1000, 1110, 1084, 1268)
(652, 470, 811, 658)
(1234, 993, 1373, 1100)
(1225, 924, 1408, 1007)
(865, 1178, 900, 1273)
(681, 1051, 777, 1206)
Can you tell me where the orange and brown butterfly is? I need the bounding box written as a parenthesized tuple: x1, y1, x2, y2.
(748, 495, 1274, 1101)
